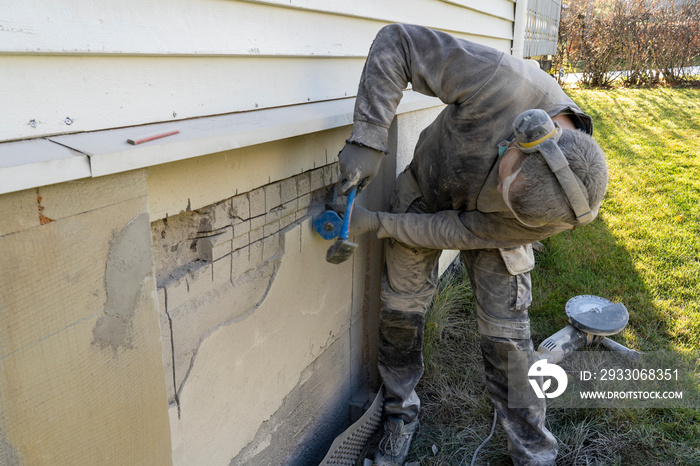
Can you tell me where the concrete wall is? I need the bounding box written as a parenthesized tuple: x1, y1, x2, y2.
(147, 119, 399, 465)
(0, 110, 437, 464)
(150, 134, 359, 465)
(0, 171, 172, 465)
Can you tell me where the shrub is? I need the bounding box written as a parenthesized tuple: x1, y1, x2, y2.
(555, 0, 700, 87)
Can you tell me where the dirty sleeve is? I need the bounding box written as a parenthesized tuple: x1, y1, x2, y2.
(346, 23, 502, 153)
(376, 210, 565, 251)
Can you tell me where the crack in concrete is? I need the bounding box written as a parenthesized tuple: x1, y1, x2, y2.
(162, 288, 181, 418)
(173, 230, 287, 402)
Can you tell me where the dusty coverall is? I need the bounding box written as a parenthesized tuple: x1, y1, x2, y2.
(346, 24, 594, 465)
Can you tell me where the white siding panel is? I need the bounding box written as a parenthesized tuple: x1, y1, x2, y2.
(438, 0, 515, 20)
(1, 1, 378, 57)
(1, 0, 513, 56)
(1, 55, 364, 142)
(1, 0, 516, 141)
(239, 0, 514, 39)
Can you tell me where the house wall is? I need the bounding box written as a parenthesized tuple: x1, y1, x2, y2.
(150, 111, 431, 466)
(0, 171, 172, 465)
(0, 0, 516, 143)
(0, 1, 529, 464)
(150, 127, 361, 465)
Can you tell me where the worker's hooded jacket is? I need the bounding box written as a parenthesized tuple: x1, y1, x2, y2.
(347, 24, 596, 253)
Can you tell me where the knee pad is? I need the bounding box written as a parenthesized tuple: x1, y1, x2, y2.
(378, 309, 425, 368)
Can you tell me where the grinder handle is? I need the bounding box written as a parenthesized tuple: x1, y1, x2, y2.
(600, 337, 641, 361)
(339, 188, 357, 241)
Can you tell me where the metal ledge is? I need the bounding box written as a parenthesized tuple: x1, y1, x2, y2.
(0, 139, 91, 195)
(0, 91, 442, 196)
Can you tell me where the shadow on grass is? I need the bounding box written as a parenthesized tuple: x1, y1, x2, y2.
(530, 217, 665, 352)
(530, 220, 700, 465)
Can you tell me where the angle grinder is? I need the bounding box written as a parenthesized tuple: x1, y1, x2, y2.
(536, 295, 640, 364)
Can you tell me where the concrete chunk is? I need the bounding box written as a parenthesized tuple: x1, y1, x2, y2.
(249, 227, 263, 244)
(296, 172, 311, 197)
(263, 219, 280, 238)
(233, 219, 251, 238)
(309, 167, 325, 193)
(200, 199, 232, 231)
(230, 194, 250, 221)
(265, 182, 281, 211)
(197, 227, 233, 262)
(280, 178, 297, 204)
(249, 189, 266, 217)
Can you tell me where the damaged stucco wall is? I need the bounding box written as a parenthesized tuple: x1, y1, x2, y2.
(0, 107, 443, 465)
(144, 106, 448, 464)
(152, 164, 339, 408)
(147, 124, 390, 465)
(0, 171, 172, 465)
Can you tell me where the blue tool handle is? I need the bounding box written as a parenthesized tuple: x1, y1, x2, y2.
(339, 188, 356, 241)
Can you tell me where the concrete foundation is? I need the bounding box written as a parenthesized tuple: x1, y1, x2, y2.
(0, 171, 172, 465)
(0, 101, 444, 465)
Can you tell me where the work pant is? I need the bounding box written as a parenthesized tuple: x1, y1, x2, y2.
(378, 169, 558, 465)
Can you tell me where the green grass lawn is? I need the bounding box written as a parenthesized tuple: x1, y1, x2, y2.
(409, 88, 700, 465)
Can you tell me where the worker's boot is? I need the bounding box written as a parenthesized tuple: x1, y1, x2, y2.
(374, 416, 419, 465)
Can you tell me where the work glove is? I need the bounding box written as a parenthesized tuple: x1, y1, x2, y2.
(333, 202, 380, 237)
(348, 205, 380, 237)
(338, 143, 383, 195)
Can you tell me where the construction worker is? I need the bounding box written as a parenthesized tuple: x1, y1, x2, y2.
(337, 24, 608, 465)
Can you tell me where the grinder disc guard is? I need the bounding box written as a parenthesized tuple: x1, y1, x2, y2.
(565, 295, 629, 336)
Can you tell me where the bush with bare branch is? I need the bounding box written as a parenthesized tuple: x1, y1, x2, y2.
(556, 0, 700, 87)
